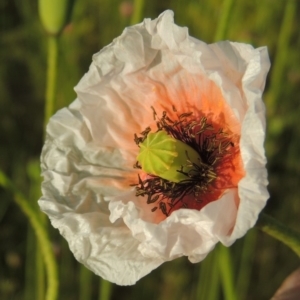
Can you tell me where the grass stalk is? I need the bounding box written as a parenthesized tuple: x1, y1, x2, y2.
(36, 243, 46, 300)
(24, 225, 36, 300)
(99, 278, 112, 300)
(214, 0, 235, 41)
(79, 265, 93, 300)
(44, 35, 59, 131)
(256, 213, 300, 257)
(0, 171, 58, 300)
(236, 229, 257, 298)
(195, 249, 220, 300)
(28, 161, 45, 300)
(205, 251, 220, 300)
(266, 0, 296, 113)
(130, 0, 144, 25)
(218, 245, 237, 300)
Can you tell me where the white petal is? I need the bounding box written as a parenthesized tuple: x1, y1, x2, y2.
(39, 10, 270, 285)
(109, 189, 237, 262)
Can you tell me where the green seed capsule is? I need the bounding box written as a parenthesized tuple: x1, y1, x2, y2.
(38, 0, 75, 35)
(137, 131, 201, 183)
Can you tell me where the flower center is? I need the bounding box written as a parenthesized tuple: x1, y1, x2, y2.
(137, 130, 202, 183)
(133, 107, 236, 217)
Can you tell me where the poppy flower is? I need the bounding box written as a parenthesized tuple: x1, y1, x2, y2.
(39, 10, 270, 285)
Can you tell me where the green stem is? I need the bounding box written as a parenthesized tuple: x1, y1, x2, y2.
(130, 0, 144, 25)
(236, 229, 257, 298)
(36, 243, 46, 300)
(206, 253, 220, 300)
(196, 250, 220, 300)
(214, 0, 235, 41)
(99, 278, 112, 300)
(0, 171, 58, 300)
(256, 213, 300, 257)
(266, 0, 296, 114)
(79, 265, 93, 300)
(195, 252, 212, 299)
(27, 160, 45, 300)
(218, 245, 237, 300)
(24, 224, 36, 300)
(44, 35, 59, 131)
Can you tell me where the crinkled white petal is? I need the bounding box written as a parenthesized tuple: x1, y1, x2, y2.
(39, 10, 270, 285)
(108, 189, 238, 262)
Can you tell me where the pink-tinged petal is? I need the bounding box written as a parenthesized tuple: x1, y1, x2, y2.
(39, 10, 270, 285)
(272, 268, 300, 300)
(109, 189, 238, 263)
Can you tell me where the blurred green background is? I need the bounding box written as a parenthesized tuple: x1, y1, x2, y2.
(0, 0, 300, 299)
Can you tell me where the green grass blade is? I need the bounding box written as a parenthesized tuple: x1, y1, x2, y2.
(236, 229, 257, 298)
(0, 170, 58, 300)
(99, 278, 113, 300)
(214, 0, 235, 41)
(195, 249, 220, 300)
(130, 0, 145, 25)
(218, 245, 237, 300)
(266, 0, 297, 114)
(79, 265, 93, 300)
